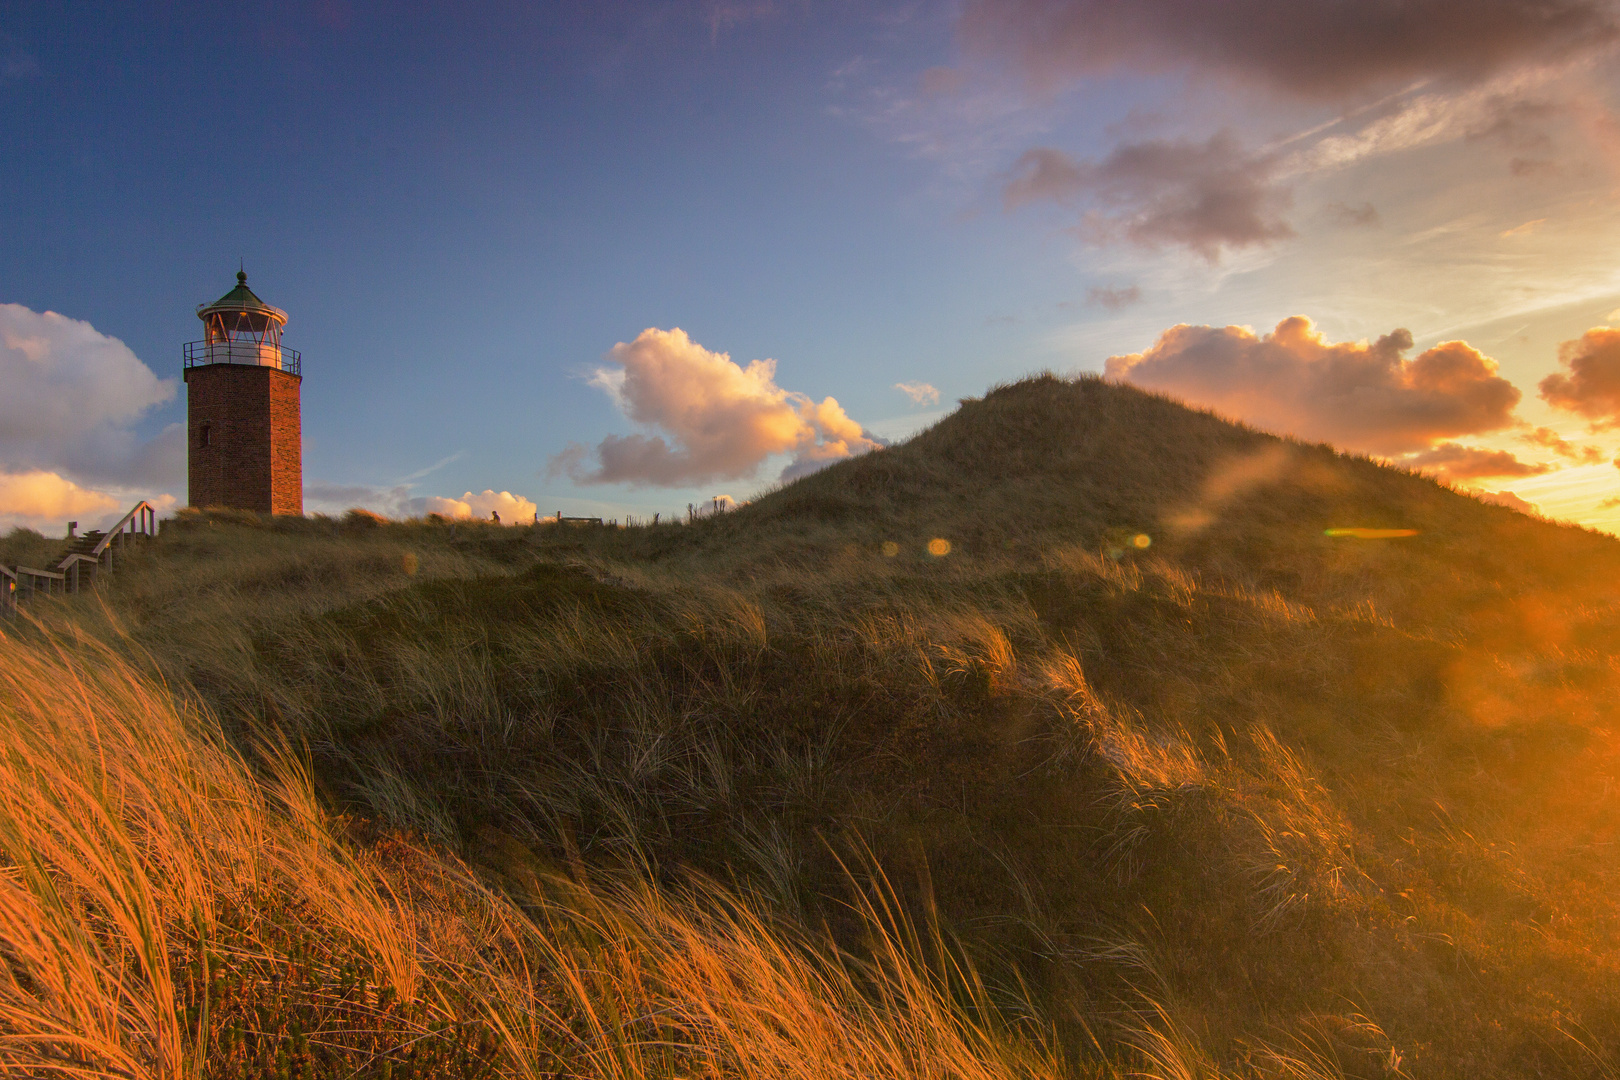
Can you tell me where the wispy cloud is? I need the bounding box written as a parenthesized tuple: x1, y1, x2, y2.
(894, 381, 941, 405)
(395, 450, 466, 485)
(1087, 283, 1143, 310)
(1323, 201, 1380, 228)
(1500, 217, 1548, 237)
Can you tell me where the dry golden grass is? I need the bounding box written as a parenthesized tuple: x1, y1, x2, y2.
(0, 525, 67, 570)
(0, 621, 1088, 1080)
(12, 375, 1620, 1077)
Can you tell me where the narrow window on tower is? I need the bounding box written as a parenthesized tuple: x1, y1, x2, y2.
(199, 423, 211, 449)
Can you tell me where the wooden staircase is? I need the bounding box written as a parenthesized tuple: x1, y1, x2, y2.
(2, 500, 158, 618)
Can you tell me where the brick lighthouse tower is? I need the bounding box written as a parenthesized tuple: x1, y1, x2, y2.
(184, 271, 303, 514)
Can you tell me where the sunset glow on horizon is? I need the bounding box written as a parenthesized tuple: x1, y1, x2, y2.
(5, 2, 1620, 533)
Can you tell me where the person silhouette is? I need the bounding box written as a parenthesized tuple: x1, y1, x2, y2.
(491, 511, 500, 524)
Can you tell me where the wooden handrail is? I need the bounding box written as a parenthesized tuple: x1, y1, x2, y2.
(49, 500, 157, 577)
(82, 500, 157, 561)
(58, 553, 98, 593)
(2, 500, 157, 612)
(13, 566, 67, 602)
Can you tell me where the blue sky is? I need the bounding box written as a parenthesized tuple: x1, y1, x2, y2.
(7, 0, 1620, 530)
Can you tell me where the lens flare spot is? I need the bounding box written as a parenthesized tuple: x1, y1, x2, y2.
(927, 537, 952, 557)
(1324, 528, 1420, 539)
(1132, 533, 1151, 549)
(881, 541, 900, 557)
(401, 551, 419, 575)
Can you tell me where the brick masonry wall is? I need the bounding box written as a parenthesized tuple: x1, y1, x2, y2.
(267, 368, 303, 514)
(185, 365, 303, 514)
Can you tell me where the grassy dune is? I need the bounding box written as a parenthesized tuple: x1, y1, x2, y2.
(8, 375, 1620, 1077)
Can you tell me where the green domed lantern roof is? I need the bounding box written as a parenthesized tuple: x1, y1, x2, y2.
(197, 270, 287, 325)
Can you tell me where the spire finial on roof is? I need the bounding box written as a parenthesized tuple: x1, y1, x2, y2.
(237, 267, 247, 286)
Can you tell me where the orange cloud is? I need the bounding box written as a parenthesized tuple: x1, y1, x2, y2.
(1404, 442, 1551, 482)
(1521, 425, 1603, 462)
(1106, 316, 1523, 455)
(555, 328, 883, 487)
(1477, 489, 1539, 514)
(1539, 327, 1620, 426)
(0, 470, 119, 521)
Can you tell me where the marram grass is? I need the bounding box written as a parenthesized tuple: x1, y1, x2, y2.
(0, 624, 1084, 1079)
(12, 375, 1620, 1077)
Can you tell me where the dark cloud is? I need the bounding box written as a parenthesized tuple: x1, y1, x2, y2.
(1324, 201, 1381, 228)
(1404, 442, 1551, 481)
(1106, 315, 1523, 455)
(959, 0, 1617, 100)
(1539, 327, 1620, 425)
(1003, 133, 1292, 261)
(1468, 97, 1561, 151)
(1002, 147, 1085, 206)
(1087, 284, 1143, 311)
(1468, 97, 1566, 177)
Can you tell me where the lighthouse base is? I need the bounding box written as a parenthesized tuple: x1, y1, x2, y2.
(184, 363, 303, 515)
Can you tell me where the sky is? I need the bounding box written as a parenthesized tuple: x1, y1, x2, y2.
(5, 0, 1620, 533)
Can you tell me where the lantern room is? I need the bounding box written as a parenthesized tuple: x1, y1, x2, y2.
(185, 270, 300, 374)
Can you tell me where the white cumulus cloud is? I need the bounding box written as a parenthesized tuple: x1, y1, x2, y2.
(554, 327, 883, 487)
(0, 303, 181, 526)
(303, 483, 540, 524)
(416, 490, 539, 523)
(0, 303, 175, 477)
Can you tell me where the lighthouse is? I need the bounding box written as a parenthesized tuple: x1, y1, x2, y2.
(183, 271, 303, 514)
